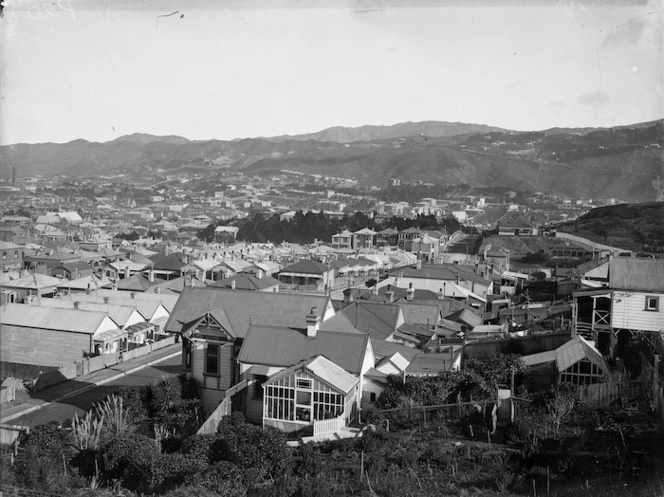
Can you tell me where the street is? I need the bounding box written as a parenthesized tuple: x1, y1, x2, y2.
(9, 354, 182, 428)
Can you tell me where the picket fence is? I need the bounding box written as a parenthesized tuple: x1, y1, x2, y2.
(313, 413, 346, 438)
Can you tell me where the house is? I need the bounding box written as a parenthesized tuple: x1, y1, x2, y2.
(331, 230, 353, 250)
(105, 260, 148, 280)
(51, 261, 94, 280)
(336, 300, 405, 343)
(0, 303, 121, 367)
(376, 228, 399, 247)
(214, 226, 239, 243)
(521, 335, 612, 391)
(261, 355, 360, 434)
(0, 272, 64, 303)
(146, 253, 187, 281)
(497, 215, 539, 236)
(352, 228, 376, 250)
(0, 241, 24, 272)
(407, 235, 441, 262)
(398, 227, 425, 248)
(164, 287, 335, 410)
(382, 263, 492, 309)
(572, 257, 664, 357)
(277, 259, 335, 292)
(237, 319, 373, 425)
(208, 273, 280, 292)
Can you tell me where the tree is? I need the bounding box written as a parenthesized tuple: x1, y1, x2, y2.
(545, 384, 577, 436)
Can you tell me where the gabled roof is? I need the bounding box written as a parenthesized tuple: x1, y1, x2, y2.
(164, 286, 330, 338)
(389, 264, 491, 287)
(353, 228, 376, 236)
(522, 335, 608, 374)
(444, 308, 483, 328)
(336, 301, 404, 341)
(37, 299, 144, 327)
(94, 288, 179, 312)
(238, 325, 369, 374)
(0, 303, 114, 334)
(280, 259, 329, 275)
(397, 302, 442, 326)
(608, 257, 664, 292)
(265, 355, 359, 395)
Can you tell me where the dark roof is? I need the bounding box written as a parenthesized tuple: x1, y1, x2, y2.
(498, 215, 537, 229)
(148, 253, 187, 271)
(237, 326, 369, 374)
(337, 301, 402, 341)
(608, 257, 664, 292)
(280, 259, 329, 274)
(444, 308, 483, 328)
(371, 338, 420, 362)
(164, 286, 330, 338)
(208, 273, 279, 291)
(55, 261, 92, 272)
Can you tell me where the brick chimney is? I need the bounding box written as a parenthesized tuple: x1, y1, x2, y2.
(306, 306, 320, 338)
(406, 282, 414, 301)
(385, 284, 394, 303)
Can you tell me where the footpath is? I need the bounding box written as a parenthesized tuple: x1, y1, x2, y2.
(0, 343, 181, 424)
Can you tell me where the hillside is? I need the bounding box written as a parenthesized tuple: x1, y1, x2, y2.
(556, 202, 664, 254)
(266, 120, 507, 143)
(1, 120, 662, 201)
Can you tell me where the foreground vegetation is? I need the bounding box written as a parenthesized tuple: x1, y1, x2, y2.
(1, 363, 663, 496)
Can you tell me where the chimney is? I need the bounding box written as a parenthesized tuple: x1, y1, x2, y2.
(343, 288, 354, 304)
(154, 287, 161, 294)
(86, 283, 91, 295)
(385, 288, 394, 303)
(149, 266, 155, 282)
(231, 279, 236, 290)
(103, 296, 109, 304)
(371, 284, 378, 296)
(124, 266, 130, 279)
(112, 281, 118, 291)
(455, 275, 460, 285)
(306, 306, 320, 338)
(73, 301, 79, 310)
(256, 269, 263, 280)
(416, 259, 422, 270)
(406, 282, 414, 301)
(130, 291, 135, 299)
(438, 288, 445, 300)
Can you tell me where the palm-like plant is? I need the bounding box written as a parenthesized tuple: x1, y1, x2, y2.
(154, 375, 182, 411)
(71, 412, 105, 451)
(95, 394, 131, 438)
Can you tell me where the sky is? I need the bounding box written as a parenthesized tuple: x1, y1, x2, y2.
(0, 0, 662, 145)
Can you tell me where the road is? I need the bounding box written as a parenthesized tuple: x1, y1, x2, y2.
(10, 354, 182, 428)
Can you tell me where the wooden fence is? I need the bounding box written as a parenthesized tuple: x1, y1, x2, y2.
(197, 397, 231, 435)
(313, 413, 346, 438)
(576, 378, 648, 407)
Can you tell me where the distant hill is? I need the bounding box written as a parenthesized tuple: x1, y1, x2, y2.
(266, 121, 507, 143)
(111, 133, 191, 145)
(1, 119, 662, 201)
(556, 202, 664, 254)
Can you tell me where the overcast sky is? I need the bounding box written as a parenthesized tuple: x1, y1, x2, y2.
(0, 0, 662, 144)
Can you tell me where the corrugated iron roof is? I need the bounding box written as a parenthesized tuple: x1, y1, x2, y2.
(609, 257, 664, 292)
(164, 287, 330, 338)
(238, 325, 369, 374)
(1, 303, 111, 334)
(265, 355, 359, 394)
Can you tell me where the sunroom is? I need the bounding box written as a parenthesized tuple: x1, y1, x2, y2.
(262, 355, 359, 434)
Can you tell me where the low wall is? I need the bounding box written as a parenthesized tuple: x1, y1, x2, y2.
(0, 362, 58, 381)
(0, 386, 16, 404)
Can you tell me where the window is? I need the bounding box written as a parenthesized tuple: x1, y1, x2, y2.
(296, 378, 312, 389)
(2, 252, 5, 260)
(370, 392, 377, 402)
(14, 251, 18, 259)
(205, 343, 219, 375)
(645, 296, 660, 312)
